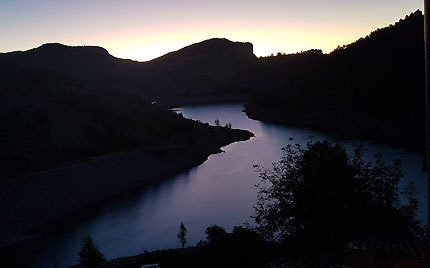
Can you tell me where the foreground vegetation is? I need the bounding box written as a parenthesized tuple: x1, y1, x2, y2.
(253, 140, 422, 248)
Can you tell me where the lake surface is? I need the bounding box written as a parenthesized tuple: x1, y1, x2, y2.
(28, 104, 428, 267)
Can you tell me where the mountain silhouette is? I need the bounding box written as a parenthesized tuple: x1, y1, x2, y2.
(0, 10, 425, 177)
(143, 38, 257, 104)
(0, 38, 256, 105)
(151, 38, 255, 63)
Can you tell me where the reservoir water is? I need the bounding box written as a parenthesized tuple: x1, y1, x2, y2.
(28, 104, 428, 267)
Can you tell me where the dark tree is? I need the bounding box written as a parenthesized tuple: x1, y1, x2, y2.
(214, 117, 220, 127)
(205, 224, 228, 244)
(78, 235, 105, 268)
(177, 222, 187, 248)
(254, 140, 421, 246)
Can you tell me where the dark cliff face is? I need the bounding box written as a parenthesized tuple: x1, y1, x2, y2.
(141, 38, 257, 103)
(151, 38, 255, 64)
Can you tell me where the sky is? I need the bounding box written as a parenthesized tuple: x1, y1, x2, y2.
(0, 0, 423, 61)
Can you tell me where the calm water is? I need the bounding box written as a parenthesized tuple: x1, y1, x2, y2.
(27, 104, 427, 267)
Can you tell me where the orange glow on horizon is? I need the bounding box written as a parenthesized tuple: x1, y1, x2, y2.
(101, 24, 383, 62)
(0, 0, 423, 62)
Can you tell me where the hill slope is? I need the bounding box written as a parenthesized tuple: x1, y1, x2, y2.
(0, 62, 252, 178)
(245, 10, 425, 151)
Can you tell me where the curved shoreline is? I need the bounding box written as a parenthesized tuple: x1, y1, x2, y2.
(0, 129, 253, 250)
(243, 105, 424, 154)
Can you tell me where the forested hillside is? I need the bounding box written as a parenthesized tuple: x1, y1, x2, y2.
(245, 10, 424, 151)
(0, 63, 252, 177)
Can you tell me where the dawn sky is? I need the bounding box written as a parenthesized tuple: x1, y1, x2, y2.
(1, 0, 423, 61)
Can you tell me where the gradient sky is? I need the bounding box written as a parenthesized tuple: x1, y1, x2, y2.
(0, 0, 423, 61)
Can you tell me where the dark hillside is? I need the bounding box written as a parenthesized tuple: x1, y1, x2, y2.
(150, 38, 255, 65)
(0, 43, 141, 86)
(138, 38, 257, 105)
(245, 10, 425, 151)
(0, 63, 252, 178)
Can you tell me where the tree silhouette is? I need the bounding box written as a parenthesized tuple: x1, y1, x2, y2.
(205, 224, 228, 244)
(254, 140, 421, 246)
(214, 117, 220, 127)
(177, 222, 187, 248)
(78, 235, 105, 268)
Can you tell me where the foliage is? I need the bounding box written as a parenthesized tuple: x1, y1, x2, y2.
(205, 224, 228, 244)
(78, 235, 105, 268)
(116, 225, 275, 268)
(253, 140, 422, 244)
(138, 226, 277, 268)
(177, 222, 187, 248)
(200, 225, 276, 268)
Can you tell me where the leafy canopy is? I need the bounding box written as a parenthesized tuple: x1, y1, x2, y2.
(253, 140, 421, 243)
(205, 224, 228, 244)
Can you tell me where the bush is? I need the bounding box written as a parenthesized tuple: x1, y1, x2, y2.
(253, 140, 421, 246)
(205, 225, 228, 244)
(201, 225, 274, 268)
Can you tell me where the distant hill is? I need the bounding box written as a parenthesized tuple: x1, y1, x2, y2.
(245, 10, 425, 152)
(0, 43, 137, 82)
(0, 38, 256, 106)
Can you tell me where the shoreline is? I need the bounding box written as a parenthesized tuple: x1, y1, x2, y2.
(243, 105, 424, 155)
(0, 128, 253, 251)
